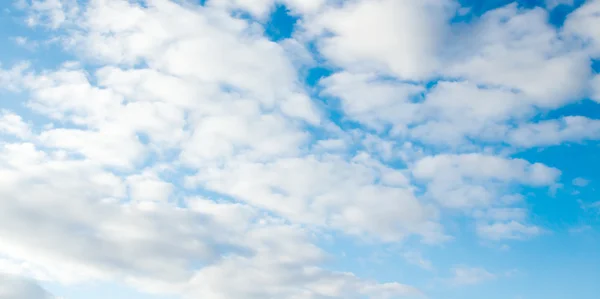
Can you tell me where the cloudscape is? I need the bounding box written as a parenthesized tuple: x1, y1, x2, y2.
(0, 0, 599, 298)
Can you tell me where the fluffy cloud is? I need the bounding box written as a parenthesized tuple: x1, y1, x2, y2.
(0, 141, 416, 298)
(0, 0, 433, 297)
(564, 0, 600, 57)
(412, 154, 560, 208)
(509, 116, 600, 147)
(446, 4, 591, 108)
(320, 71, 423, 133)
(0, 111, 31, 139)
(187, 153, 446, 243)
(2, 0, 599, 298)
(410, 81, 530, 146)
(307, 0, 456, 80)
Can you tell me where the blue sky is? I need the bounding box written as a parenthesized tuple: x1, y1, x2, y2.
(0, 1, 599, 299)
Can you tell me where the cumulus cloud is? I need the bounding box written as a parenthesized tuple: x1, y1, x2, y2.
(446, 4, 591, 108)
(509, 116, 600, 147)
(412, 154, 560, 209)
(0, 111, 32, 139)
(307, 0, 456, 80)
(187, 153, 446, 243)
(564, 0, 600, 57)
(1, 0, 599, 298)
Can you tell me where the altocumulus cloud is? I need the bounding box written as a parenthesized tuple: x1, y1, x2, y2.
(0, 0, 599, 298)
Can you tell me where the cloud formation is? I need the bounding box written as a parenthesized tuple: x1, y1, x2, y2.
(1, 0, 599, 298)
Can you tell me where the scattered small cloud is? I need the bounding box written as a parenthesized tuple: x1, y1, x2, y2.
(403, 251, 434, 271)
(569, 225, 593, 234)
(449, 266, 496, 286)
(572, 177, 590, 187)
(579, 200, 600, 212)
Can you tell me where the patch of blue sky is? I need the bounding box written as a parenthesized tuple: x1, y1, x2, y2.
(592, 59, 600, 72)
(0, 2, 75, 70)
(263, 4, 298, 42)
(0, 2, 82, 132)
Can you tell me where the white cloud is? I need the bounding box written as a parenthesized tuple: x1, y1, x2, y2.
(509, 116, 600, 147)
(403, 252, 433, 271)
(307, 0, 456, 80)
(207, 0, 326, 18)
(449, 266, 496, 286)
(19, 0, 79, 29)
(476, 221, 542, 241)
(187, 153, 446, 243)
(473, 208, 528, 222)
(184, 255, 422, 299)
(0, 142, 415, 299)
(2, 0, 600, 297)
(308, 2, 596, 149)
(412, 154, 560, 208)
(208, 0, 276, 19)
(0, 274, 54, 299)
(410, 81, 529, 146)
(320, 71, 423, 132)
(445, 4, 591, 108)
(126, 169, 174, 202)
(0, 111, 32, 139)
(0, 1, 438, 297)
(564, 0, 600, 58)
(572, 177, 590, 187)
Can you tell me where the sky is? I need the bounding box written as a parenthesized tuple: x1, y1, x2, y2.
(0, 0, 599, 299)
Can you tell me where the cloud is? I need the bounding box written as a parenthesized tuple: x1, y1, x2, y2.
(403, 252, 434, 271)
(0, 110, 32, 139)
(410, 81, 531, 146)
(320, 71, 423, 133)
(580, 200, 600, 213)
(449, 266, 496, 286)
(446, 4, 591, 108)
(508, 116, 600, 147)
(572, 177, 590, 187)
(545, 0, 575, 9)
(476, 221, 542, 241)
(1, 0, 600, 298)
(0, 274, 54, 299)
(206, 0, 325, 18)
(564, 0, 600, 58)
(187, 153, 446, 243)
(592, 74, 600, 103)
(0, 0, 433, 297)
(412, 154, 560, 208)
(307, 0, 456, 80)
(0, 141, 417, 299)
